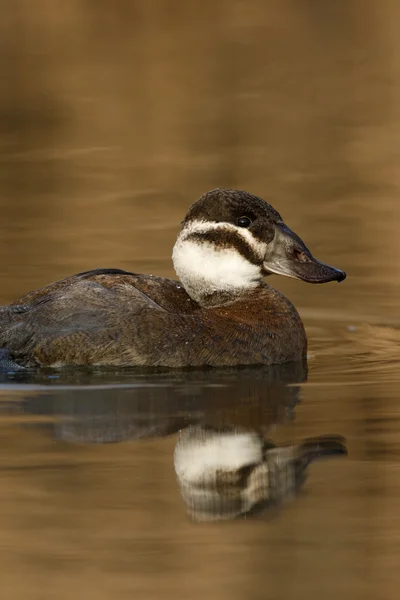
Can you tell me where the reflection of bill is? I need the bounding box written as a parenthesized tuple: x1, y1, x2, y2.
(174, 426, 347, 522)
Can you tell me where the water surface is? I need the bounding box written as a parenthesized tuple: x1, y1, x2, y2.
(0, 2, 400, 599)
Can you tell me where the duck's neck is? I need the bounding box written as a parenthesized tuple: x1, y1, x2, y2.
(172, 234, 262, 307)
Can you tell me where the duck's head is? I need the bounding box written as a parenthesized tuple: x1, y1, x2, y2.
(174, 426, 347, 522)
(172, 188, 346, 305)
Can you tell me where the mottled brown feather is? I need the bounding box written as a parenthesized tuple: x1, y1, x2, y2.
(0, 270, 306, 367)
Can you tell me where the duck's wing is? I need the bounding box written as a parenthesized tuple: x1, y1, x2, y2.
(0, 269, 202, 367)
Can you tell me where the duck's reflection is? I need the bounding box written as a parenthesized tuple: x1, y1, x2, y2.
(174, 426, 346, 522)
(23, 362, 307, 443)
(18, 362, 347, 521)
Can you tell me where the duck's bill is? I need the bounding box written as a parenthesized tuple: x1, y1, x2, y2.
(262, 224, 346, 284)
(298, 435, 348, 463)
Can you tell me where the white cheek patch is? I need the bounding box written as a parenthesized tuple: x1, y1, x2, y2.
(172, 220, 265, 301)
(173, 239, 261, 291)
(174, 431, 263, 484)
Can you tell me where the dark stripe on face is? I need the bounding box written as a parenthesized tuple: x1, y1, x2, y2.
(184, 229, 263, 266)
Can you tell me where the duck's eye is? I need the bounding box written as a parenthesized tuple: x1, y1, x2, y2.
(237, 216, 252, 228)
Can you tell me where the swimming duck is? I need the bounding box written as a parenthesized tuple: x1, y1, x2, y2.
(0, 188, 345, 369)
(174, 425, 347, 521)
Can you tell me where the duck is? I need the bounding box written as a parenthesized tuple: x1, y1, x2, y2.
(0, 188, 345, 369)
(174, 425, 347, 521)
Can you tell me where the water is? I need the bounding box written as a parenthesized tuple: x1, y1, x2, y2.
(1, 1, 400, 599)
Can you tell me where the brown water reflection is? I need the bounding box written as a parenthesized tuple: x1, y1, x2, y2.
(0, 1, 400, 599)
(0, 365, 388, 600)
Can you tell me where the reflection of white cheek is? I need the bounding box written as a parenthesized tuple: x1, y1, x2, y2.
(174, 430, 263, 484)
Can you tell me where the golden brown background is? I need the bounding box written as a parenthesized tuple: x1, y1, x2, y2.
(0, 1, 399, 599)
